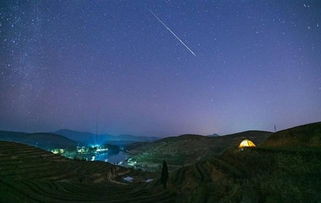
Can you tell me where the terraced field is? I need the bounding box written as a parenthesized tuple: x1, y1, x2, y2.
(166, 147, 321, 202)
(165, 122, 321, 202)
(0, 141, 175, 202)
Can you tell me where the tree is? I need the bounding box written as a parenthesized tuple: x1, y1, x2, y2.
(161, 160, 169, 189)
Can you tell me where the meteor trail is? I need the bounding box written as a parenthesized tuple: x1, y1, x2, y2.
(149, 10, 196, 56)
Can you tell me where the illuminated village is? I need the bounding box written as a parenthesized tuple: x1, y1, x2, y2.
(50, 144, 121, 163)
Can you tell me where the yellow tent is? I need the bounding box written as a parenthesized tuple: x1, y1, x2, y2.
(239, 139, 256, 148)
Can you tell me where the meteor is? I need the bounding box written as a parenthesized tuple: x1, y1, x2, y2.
(149, 9, 196, 56)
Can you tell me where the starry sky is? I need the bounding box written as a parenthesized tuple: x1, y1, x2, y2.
(0, 0, 321, 137)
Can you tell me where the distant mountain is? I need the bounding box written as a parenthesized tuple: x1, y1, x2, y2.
(55, 129, 159, 146)
(55, 129, 106, 144)
(0, 130, 78, 149)
(208, 133, 220, 137)
(107, 134, 159, 142)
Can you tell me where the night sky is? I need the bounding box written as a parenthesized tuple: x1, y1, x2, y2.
(1, 0, 321, 137)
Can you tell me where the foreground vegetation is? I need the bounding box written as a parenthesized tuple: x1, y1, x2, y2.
(167, 147, 321, 202)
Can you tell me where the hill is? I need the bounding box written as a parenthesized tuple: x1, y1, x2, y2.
(1, 122, 321, 202)
(0, 130, 78, 149)
(126, 131, 271, 171)
(167, 147, 321, 202)
(165, 122, 321, 202)
(55, 129, 159, 146)
(263, 121, 321, 149)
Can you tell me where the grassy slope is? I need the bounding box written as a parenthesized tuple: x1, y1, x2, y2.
(262, 121, 321, 149)
(168, 148, 321, 202)
(166, 122, 321, 202)
(0, 130, 78, 149)
(127, 131, 271, 171)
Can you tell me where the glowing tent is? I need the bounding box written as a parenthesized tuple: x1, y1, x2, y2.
(239, 139, 256, 148)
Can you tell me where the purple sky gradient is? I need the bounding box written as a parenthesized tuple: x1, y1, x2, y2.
(1, 0, 321, 136)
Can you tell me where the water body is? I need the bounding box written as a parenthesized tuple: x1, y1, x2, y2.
(95, 151, 128, 165)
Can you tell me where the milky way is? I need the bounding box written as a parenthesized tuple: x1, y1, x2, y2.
(0, 0, 321, 136)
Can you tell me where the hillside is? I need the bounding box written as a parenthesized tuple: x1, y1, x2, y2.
(165, 122, 321, 202)
(0, 141, 174, 202)
(167, 148, 321, 202)
(126, 131, 271, 171)
(0, 130, 78, 149)
(55, 129, 159, 145)
(263, 121, 321, 149)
